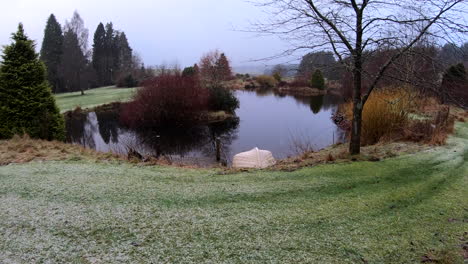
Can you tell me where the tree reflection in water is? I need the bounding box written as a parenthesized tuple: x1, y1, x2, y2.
(65, 91, 345, 165)
(66, 107, 240, 165)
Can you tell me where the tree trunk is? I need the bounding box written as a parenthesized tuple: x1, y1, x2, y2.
(349, 8, 364, 156)
(349, 101, 363, 155)
(349, 55, 363, 155)
(79, 71, 84, 96)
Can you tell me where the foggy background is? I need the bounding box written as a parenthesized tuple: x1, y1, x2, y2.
(0, 0, 294, 69)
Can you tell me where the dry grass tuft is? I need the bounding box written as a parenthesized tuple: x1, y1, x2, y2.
(340, 87, 412, 145)
(338, 88, 463, 147)
(404, 106, 455, 145)
(325, 153, 336, 162)
(0, 135, 123, 166)
(0, 135, 209, 168)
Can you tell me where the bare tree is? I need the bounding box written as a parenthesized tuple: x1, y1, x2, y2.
(63, 11, 90, 95)
(64, 11, 89, 55)
(252, 0, 467, 154)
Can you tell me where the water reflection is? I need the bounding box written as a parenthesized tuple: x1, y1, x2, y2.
(309, 96, 324, 114)
(65, 90, 345, 165)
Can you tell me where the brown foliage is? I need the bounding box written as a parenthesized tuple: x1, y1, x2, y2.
(404, 106, 455, 145)
(339, 89, 457, 146)
(340, 88, 411, 145)
(0, 134, 121, 165)
(120, 74, 209, 128)
(255, 75, 278, 88)
(199, 50, 232, 85)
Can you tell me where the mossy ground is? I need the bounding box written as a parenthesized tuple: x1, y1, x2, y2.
(0, 123, 467, 263)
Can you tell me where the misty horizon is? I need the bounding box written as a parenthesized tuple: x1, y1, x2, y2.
(1, 0, 300, 68)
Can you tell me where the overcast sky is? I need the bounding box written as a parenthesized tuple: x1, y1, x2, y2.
(0, 0, 295, 67)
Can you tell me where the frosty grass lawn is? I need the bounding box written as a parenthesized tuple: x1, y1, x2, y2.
(0, 123, 467, 263)
(54, 86, 137, 113)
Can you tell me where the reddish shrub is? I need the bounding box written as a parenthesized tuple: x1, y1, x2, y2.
(288, 77, 310, 88)
(120, 74, 209, 128)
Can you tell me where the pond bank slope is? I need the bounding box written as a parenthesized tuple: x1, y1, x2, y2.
(0, 123, 467, 263)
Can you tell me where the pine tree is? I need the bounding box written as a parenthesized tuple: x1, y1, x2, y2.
(311, 69, 325, 90)
(92, 23, 106, 86)
(193, 63, 200, 75)
(40, 14, 63, 93)
(61, 29, 86, 94)
(104, 23, 116, 84)
(441, 63, 467, 104)
(61, 11, 90, 95)
(117, 32, 132, 71)
(216, 53, 232, 81)
(0, 24, 65, 140)
(182, 66, 196, 77)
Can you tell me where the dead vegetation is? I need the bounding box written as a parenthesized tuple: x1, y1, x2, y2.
(0, 135, 122, 166)
(269, 91, 466, 172)
(0, 135, 197, 168)
(271, 141, 429, 172)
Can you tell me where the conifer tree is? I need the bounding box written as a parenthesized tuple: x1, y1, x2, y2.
(193, 63, 200, 75)
(40, 14, 63, 93)
(61, 29, 86, 94)
(0, 24, 65, 140)
(104, 23, 116, 84)
(311, 69, 325, 90)
(117, 32, 132, 71)
(216, 53, 232, 81)
(60, 11, 89, 94)
(92, 23, 106, 86)
(441, 63, 467, 105)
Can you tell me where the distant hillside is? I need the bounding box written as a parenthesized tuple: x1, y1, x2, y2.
(233, 64, 299, 77)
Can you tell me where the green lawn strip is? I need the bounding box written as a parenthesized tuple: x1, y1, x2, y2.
(54, 86, 138, 113)
(0, 123, 466, 263)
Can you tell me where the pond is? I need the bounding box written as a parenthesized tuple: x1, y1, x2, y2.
(65, 90, 345, 166)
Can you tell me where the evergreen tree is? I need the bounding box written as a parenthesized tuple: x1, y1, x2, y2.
(40, 14, 63, 93)
(193, 63, 200, 75)
(0, 24, 65, 140)
(93, 22, 135, 86)
(216, 53, 232, 81)
(117, 32, 132, 71)
(311, 69, 325, 90)
(104, 23, 116, 84)
(61, 11, 89, 95)
(61, 29, 86, 94)
(182, 66, 196, 77)
(92, 23, 106, 86)
(441, 63, 467, 104)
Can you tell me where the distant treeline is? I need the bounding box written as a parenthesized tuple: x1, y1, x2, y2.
(40, 11, 147, 94)
(269, 44, 468, 106)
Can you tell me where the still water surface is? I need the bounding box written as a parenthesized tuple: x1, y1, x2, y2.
(66, 90, 344, 165)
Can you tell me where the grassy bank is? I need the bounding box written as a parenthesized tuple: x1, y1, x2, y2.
(54, 86, 137, 113)
(0, 122, 466, 263)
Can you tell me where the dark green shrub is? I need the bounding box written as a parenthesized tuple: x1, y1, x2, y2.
(273, 72, 282, 82)
(182, 66, 196, 77)
(0, 24, 65, 140)
(208, 86, 239, 113)
(117, 74, 139, 88)
(311, 69, 325, 90)
(441, 63, 467, 105)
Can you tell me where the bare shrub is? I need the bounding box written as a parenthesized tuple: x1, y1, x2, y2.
(120, 74, 209, 128)
(289, 133, 315, 156)
(404, 106, 455, 145)
(325, 153, 335, 162)
(255, 75, 278, 88)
